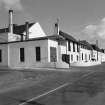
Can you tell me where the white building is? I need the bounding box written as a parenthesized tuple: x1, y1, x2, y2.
(101, 49, 105, 62)
(59, 31, 79, 64)
(91, 44, 105, 63)
(0, 10, 105, 69)
(79, 40, 93, 62)
(0, 10, 70, 69)
(0, 35, 70, 69)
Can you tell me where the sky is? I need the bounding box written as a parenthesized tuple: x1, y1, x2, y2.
(0, 0, 105, 48)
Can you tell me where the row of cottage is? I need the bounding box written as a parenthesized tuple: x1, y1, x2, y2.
(0, 10, 105, 69)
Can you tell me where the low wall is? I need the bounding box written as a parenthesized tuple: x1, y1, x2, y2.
(70, 61, 101, 67)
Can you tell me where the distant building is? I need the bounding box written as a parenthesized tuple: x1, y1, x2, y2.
(91, 44, 105, 63)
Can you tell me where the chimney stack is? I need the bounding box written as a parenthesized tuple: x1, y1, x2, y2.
(25, 22, 29, 40)
(54, 18, 59, 35)
(9, 10, 13, 34)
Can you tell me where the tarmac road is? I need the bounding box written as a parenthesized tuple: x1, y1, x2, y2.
(0, 63, 105, 105)
(35, 63, 105, 105)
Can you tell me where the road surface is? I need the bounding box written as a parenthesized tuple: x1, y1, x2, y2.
(0, 63, 105, 105)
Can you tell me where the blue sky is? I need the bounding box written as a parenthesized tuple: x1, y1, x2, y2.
(0, 0, 105, 48)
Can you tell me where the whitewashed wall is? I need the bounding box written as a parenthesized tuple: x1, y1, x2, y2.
(79, 48, 92, 62)
(0, 33, 8, 42)
(101, 53, 105, 62)
(8, 39, 48, 68)
(24, 22, 46, 39)
(67, 41, 79, 63)
(0, 44, 8, 66)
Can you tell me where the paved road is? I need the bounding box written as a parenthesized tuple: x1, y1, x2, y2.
(0, 63, 105, 105)
(34, 63, 105, 105)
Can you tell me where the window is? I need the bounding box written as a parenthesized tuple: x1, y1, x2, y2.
(71, 55, 73, 61)
(85, 54, 87, 61)
(82, 53, 83, 60)
(20, 48, 25, 62)
(73, 42, 75, 52)
(77, 55, 79, 61)
(0, 50, 2, 63)
(62, 54, 70, 64)
(89, 54, 90, 60)
(77, 44, 79, 52)
(50, 47, 57, 62)
(36, 47, 41, 61)
(68, 41, 71, 51)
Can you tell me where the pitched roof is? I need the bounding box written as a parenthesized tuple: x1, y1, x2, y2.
(59, 30, 78, 43)
(0, 28, 9, 33)
(79, 40, 93, 50)
(91, 44, 101, 52)
(0, 22, 34, 35)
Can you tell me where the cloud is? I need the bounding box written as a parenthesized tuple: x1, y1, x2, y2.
(0, 0, 23, 10)
(83, 17, 105, 39)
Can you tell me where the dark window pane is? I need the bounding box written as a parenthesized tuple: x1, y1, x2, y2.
(62, 54, 70, 64)
(82, 53, 83, 60)
(77, 55, 78, 61)
(68, 41, 71, 51)
(36, 47, 41, 61)
(77, 44, 79, 52)
(20, 48, 25, 62)
(71, 55, 73, 61)
(0, 50, 2, 62)
(73, 42, 75, 52)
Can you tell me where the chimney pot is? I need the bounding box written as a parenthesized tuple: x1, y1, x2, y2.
(54, 18, 59, 35)
(9, 10, 13, 13)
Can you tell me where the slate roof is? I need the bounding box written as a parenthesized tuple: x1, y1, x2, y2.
(0, 22, 34, 35)
(59, 30, 78, 43)
(91, 44, 101, 52)
(79, 40, 93, 50)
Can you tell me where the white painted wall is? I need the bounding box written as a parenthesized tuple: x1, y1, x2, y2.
(67, 41, 79, 63)
(59, 41, 79, 63)
(24, 22, 46, 39)
(79, 48, 92, 62)
(101, 53, 105, 62)
(8, 33, 21, 42)
(8, 40, 48, 68)
(0, 32, 22, 42)
(0, 44, 8, 66)
(0, 33, 8, 42)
